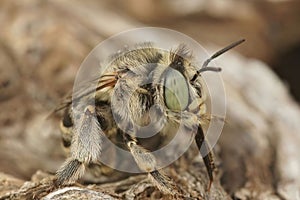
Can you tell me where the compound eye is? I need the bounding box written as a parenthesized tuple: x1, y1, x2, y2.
(164, 68, 189, 111)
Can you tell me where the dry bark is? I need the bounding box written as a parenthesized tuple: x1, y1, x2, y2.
(0, 0, 299, 199)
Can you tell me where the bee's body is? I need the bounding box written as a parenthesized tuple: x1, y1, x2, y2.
(55, 40, 245, 194)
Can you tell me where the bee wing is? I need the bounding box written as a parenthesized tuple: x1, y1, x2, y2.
(52, 72, 118, 114)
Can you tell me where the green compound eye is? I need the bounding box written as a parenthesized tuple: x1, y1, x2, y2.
(164, 68, 189, 111)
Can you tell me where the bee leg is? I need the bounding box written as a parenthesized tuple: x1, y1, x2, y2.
(194, 126, 216, 191)
(55, 105, 104, 186)
(55, 158, 85, 186)
(124, 135, 177, 195)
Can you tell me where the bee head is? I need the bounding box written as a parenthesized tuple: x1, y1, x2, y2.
(163, 39, 245, 111)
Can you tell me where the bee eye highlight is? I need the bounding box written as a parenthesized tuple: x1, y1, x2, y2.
(163, 68, 189, 111)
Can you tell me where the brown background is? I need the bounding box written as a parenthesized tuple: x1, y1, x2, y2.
(0, 0, 300, 199)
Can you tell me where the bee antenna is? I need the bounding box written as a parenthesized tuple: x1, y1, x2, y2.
(198, 66, 222, 73)
(191, 39, 245, 82)
(202, 39, 245, 69)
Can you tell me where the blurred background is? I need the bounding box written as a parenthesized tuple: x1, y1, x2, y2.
(0, 0, 299, 199)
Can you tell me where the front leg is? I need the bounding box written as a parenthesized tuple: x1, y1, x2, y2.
(123, 134, 178, 195)
(55, 105, 104, 186)
(195, 125, 216, 191)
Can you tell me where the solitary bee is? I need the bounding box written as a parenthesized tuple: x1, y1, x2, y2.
(53, 39, 245, 194)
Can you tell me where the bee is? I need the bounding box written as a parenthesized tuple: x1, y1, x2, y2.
(53, 39, 245, 194)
